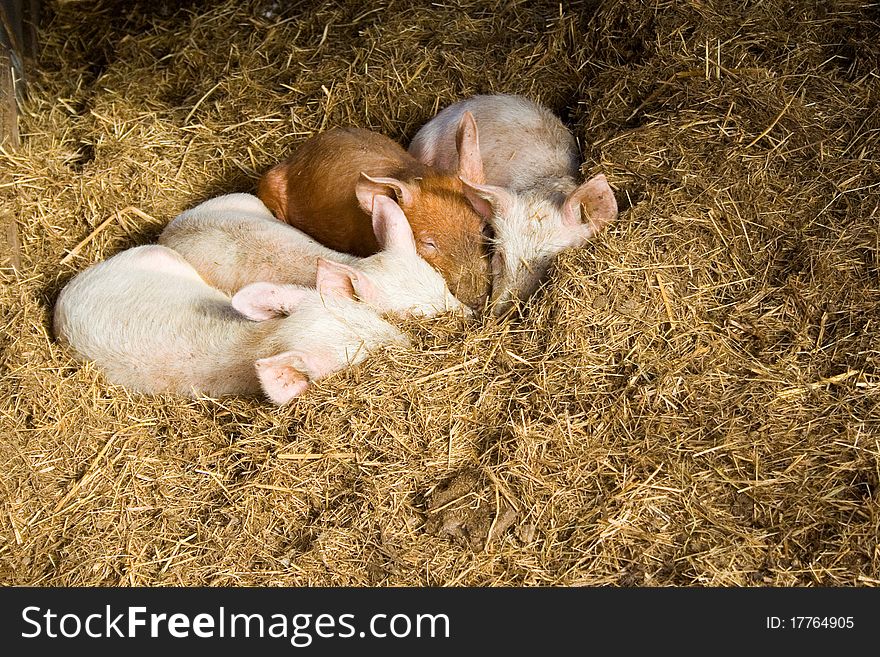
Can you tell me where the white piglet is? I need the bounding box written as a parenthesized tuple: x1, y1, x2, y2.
(409, 93, 619, 314)
(159, 193, 468, 318)
(53, 245, 408, 404)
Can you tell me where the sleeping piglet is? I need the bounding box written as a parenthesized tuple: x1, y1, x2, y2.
(256, 121, 491, 310)
(159, 193, 468, 318)
(408, 93, 619, 314)
(53, 244, 408, 404)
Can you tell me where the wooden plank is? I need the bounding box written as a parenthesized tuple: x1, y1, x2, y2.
(0, 1, 22, 147)
(0, 1, 26, 54)
(0, 47, 18, 147)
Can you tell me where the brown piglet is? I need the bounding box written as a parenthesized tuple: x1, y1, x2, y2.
(256, 116, 491, 310)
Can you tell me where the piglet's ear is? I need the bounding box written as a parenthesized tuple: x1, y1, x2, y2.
(316, 258, 381, 306)
(316, 258, 357, 300)
(232, 282, 312, 321)
(562, 174, 618, 237)
(459, 177, 514, 224)
(254, 351, 310, 405)
(356, 173, 415, 213)
(372, 195, 417, 254)
(455, 111, 486, 185)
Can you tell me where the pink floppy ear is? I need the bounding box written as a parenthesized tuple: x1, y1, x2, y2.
(459, 177, 514, 222)
(455, 111, 486, 184)
(232, 282, 312, 320)
(356, 173, 416, 213)
(561, 174, 618, 237)
(254, 351, 311, 405)
(316, 258, 357, 300)
(315, 258, 380, 306)
(371, 195, 417, 254)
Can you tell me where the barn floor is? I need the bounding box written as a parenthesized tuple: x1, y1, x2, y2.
(1, 0, 878, 586)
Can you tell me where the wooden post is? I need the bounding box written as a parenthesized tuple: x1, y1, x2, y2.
(0, 48, 19, 147)
(1, 1, 37, 271)
(1, 0, 40, 147)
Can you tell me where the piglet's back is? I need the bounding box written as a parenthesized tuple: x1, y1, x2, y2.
(257, 127, 426, 257)
(410, 93, 580, 192)
(159, 193, 361, 296)
(54, 245, 257, 396)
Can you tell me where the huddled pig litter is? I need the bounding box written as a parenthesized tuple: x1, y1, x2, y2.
(1, 0, 878, 585)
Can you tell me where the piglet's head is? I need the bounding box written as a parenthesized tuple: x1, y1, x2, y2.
(353, 112, 491, 311)
(343, 194, 471, 318)
(460, 173, 618, 316)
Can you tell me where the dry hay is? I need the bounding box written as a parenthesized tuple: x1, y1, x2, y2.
(1, 0, 878, 586)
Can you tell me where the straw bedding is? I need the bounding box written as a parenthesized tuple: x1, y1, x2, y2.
(0, 0, 878, 586)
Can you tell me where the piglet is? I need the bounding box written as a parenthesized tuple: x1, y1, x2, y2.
(256, 123, 491, 310)
(53, 244, 408, 404)
(159, 193, 468, 318)
(408, 93, 619, 314)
